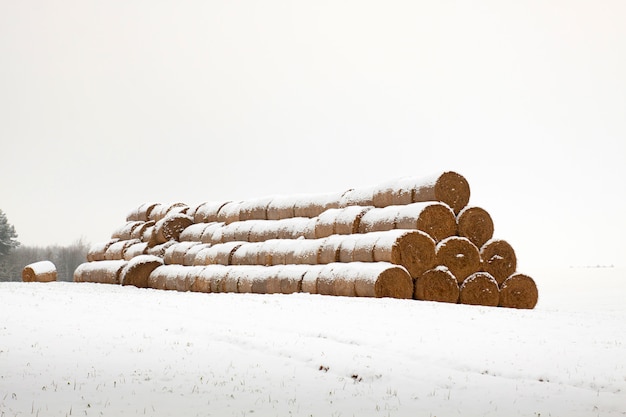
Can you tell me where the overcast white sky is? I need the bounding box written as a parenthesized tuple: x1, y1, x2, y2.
(1, 0, 625, 269)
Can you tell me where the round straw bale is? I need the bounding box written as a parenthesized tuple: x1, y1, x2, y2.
(277, 218, 316, 240)
(301, 265, 325, 294)
(357, 205, 400, 234)
(459, 271, 500, 307)
(396, 202, 457, 242)
(149, 202, 188, 222)
(216, 201, 243, 224)
(373, 229, 437, 278)
(193, 241, 244, 266)
(200, 222, 226, 244)
(156, 213, 193, 243)
(179, 222, 209, 242)
(190, 264, 228, 293)
(415, 266, 460, 303)
(372, 179, 413, 208)
(339, 187, 375, 207)
(130, 221, 155, 241)
(148, 265, 186, 291)
(221, 267, 241, 292)
(353, 263, 414, 299)
(141, 224, 158, 247)
(87, 239, 119, 262)
(22, 261, 57, 283)
(294, 192, 342, 218)
(120, 255, 163, 288)
(112, 221, 143, 240)
(315, 264, 353, 296)
(239, 197, 273, 221)
(262, 240, 294, 265)
(73, 260, 128, 284)
(314, 208, 341, 238)
(277, 265, 308, 294)
(335, 206, 373, 235)
(435, 236, 481, 283)
(248, 220, 279, 242)
(250, 267, 283, 294)
(266, 195, 297, 220)
(499, 273, 538, 309)
(480, 239, 517, 286)
(285, 238, 324, 265)
(230, 243, 263, 266)
(124, 241, 149, 260)
(146, 241, 177, 258)
(126, 202, 159, 222)
(457, 206, 494, 249)
(318, 235, 344, 264)
(163, 241, 202, 265)
(412, 171, 471, 214)
(105, 239, 140, 261)
(183, 243, 210, 266)
(338, 235, 359, 263)
(194, 201, 230, 223)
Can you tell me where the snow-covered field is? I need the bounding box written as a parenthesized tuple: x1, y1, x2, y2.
(1, 267, 625, 417)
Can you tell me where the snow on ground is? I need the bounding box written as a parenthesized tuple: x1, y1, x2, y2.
(1, 267, 625, 417)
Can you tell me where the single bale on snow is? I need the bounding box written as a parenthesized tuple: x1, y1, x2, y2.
(414, 266, 460, 303)
(457, 206, 494, 249)
(120, 255, 164, 288)
(73, 260, 128, 284)
(459, 271, 500, 307)
(126, 202, 159, 222)
(22, 261, 57, 282)
(480, 239, 517, 286)
(435, 236, 481, 283)
(499, 273, 538, 309)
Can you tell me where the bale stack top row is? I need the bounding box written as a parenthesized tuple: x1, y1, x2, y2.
(74, 171, 539, 309)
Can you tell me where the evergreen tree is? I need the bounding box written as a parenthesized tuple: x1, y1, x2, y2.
(0, 209, 20, 258)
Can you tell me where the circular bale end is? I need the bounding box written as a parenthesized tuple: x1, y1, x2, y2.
(480, 239, 517, 286)
(435, 236, 481, 283)
(22, 261, 57, 283)
(120, 255, 164, 288)
(412, 203, 457, 243)
(372, 265, 414, 299)
(457, 206, 494, 249)
(459, 271, 500, 307)
(433, 171, 471, 214)
(415, 267, 459, 303)
(373, 230, 436, 279)
(499, 273, 538, 309)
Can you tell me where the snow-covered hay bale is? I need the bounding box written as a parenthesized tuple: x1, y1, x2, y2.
(285, 239, 323, 265)
(179, 223, 210, 242)
(193, 242, 244, 266)
(22, 261, 57, 283)
(148, 265, 201, 292)
(146, 241, 177, 258)
(149, 202, 188, 222)
(194, 201, 229, 223)
(293, 192, 342, 218)
(277, 218, 316, 240)
(154, 213, 193, 244)
(183, 243, 210, 266)
(87, 239, 118, 262)
(130, 221, 155, 241)
(301, 266, 324, 294)
(435, 236, 481, 283)
(315, 263, 413, 299)
(73, 260, 127, 284)
(277, 265, 308, 294)
(499, 273, 538, 309)
(190, 265, 228, 293)
(104, 239, 140, 261)
(411, 171, 470, 214)
(372, 229, 437, 278)
(126, 202, 159, 222)
(318, 235, 344, 264)
(314, 208, 341, 238)
(480, 239, 517, 286)
(266, 195, 296, 220)
(248, 220, 279, 242)
(123, 241, 149, 260)
(371, 179, 414, 208)
(230, 243, 263, 266)
(141, 224, 158, 247)
(119, 255, 163, 288)
(163, 241, 202, 265)
(335, 206, 373, 235)
(239, 197, 273, 221)
(414, 267, 460, 303)
(235, 266, 283, 294)
(111, 221, 143, 240)
(216, 201, 243, 224)
(459, 271, 500, 307)
(339, 187, 375, 207)
(199, 222, 226, 245)
(457, 206, 494, 249)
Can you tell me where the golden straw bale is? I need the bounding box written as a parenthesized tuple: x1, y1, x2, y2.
(163, 241, 201, 265)
(193, 241, 244, 266)
(190, 264, 228, 293)
(277, 218, 316, 240)
(216, 201, 243, 224)
(248, 220, 279, 242)
(353, 263, 413, 299)
(480, 239, 517, 286)
(314, 208, 341, 238)
(337, 235, 360, 263)
(239, 197, 273, 221)
(294, 192, 342, 218)
(301, 266, 324, 294)
(262, 240, 295, 265)
(130, 221, 155, 241)
(73, 260, 128, 284)
(221, 268, 240, 292)
(499, 273, 538, 309)
(372, 229, 437, 278)
(154, 213, 193, 244)
(286, 239, 324, 265)
(141, 224, 158, 247)
(316, 265, 340, 296)
(277, 265, 308, 294)
(105, 239, 140, 261)
(194, 201, 230, 223)
(459, 272, 500, 307)
(126, 202, 159, 222)
(179, 223, 209, 242)
(183, 243, 210, 266)
(111, 221, 143, 240)
(435, 236, 481, 283)
(230, 243, 263, 266)
(411, 171, 471, 214)
(266, 195, 297, 220)
(120, 255, 163, 288)
(148, 265, 187, 291)
(199, 222, 226, 244)
(318, 235, 344, 264)
(22, 261, 57, 283)
(87, 239, 119, 262)
(335, 206, 373, 235)
(123, 241, 149, 260)
(457, 206, 494, 249)
(339, 187, 375, 207)
(149, 203, 188, 222)
(357, 205, 397, 233)
(415, 266, 460, 303)
(396, 202, 457, 242)
(372, 179, 413, 208)
(146, 241, 177, 258)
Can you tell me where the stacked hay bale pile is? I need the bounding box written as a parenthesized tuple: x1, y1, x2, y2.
(74, 171, 538, 309)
